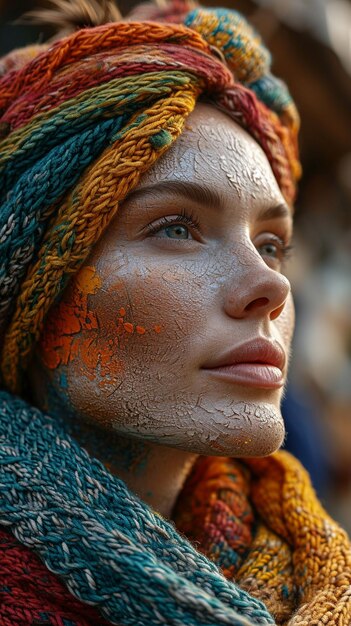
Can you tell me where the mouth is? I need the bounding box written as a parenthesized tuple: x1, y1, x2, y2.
(201, 338, 286, 389)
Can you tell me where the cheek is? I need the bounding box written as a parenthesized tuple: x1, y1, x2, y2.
(37, 258, 210, 393)
(275, 293, 295, 351)
(97, 258, 211, 358)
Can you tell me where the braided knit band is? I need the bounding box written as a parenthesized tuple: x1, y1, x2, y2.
(0, 9, 301, 392)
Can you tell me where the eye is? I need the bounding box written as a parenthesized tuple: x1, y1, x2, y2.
(143, 212, 201, 241)
(162, 224, 191, 239)
(258, 241, 281, 258)
(256, 233, 293, 269)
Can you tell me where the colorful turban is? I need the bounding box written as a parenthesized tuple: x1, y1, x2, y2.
(0, 0, 301, 393)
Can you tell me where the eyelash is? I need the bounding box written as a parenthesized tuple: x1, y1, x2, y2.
(259, 239, 294, 262)
(279, 243, 294, 260)
(143, 211, 293, 262)
(143, 209, 201, 236)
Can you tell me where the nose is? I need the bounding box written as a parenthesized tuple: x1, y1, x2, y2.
(223, 255, 291, 321)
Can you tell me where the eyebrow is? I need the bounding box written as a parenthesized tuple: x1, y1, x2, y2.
(126, 180, 292, 221)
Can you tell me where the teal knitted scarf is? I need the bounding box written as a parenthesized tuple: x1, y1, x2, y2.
(0, 390, 273, 626)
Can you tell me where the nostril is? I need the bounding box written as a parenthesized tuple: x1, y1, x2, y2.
(270, 303, 286, 321)
(245, 297, 269, 312)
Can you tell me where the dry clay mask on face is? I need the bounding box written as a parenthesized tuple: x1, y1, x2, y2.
(32, 104, 294, 459)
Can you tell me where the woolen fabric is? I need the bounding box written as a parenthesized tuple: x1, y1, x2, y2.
(0, 391, 350, 625)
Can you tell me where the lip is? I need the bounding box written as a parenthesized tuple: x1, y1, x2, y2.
(202, 338, 286, 389)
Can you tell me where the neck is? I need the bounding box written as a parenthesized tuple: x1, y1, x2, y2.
(70, 421, 198, 517)
(29, 371, 198, 517)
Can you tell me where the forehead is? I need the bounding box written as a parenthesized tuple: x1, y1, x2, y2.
(139, 102, 287, 211)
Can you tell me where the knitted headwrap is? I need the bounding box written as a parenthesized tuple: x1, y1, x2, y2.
(0, 0, 301, 393)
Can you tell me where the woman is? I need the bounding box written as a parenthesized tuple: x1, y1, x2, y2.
(0, 1, 350, 625)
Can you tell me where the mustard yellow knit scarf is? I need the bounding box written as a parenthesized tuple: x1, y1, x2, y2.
(174, 450, 351, 625)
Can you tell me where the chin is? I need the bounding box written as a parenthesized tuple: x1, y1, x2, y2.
(164, 402, 286, 458)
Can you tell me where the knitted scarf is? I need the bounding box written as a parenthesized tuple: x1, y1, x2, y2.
(0, 390, 350, 626)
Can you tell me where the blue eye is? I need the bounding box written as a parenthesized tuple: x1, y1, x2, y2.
(145, 213, 200, 240)
(256, 235, 293, 271)
(258, 242, 279, 258)
(164, 224, 190, 239)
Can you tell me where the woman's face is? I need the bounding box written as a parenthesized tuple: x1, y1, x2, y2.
(34, 103, 294, 457)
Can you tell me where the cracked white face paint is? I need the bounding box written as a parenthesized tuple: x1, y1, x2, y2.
(32, 103, 294, 458)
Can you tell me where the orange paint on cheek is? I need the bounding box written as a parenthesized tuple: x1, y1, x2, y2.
(123, 322, 134, 334)
(38, 267, 123, 383)
(39, 266, 100, 370)
(115, 297, 158, 338)
(76, 266, 101, 296)
(39, 268, 163, 383)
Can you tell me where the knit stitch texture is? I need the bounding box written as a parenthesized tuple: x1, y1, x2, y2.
(0, 391, 350, 625)
(0, 391, 272, 626)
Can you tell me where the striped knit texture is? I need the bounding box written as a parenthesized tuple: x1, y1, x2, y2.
(174, 455, 351, 625)
(0, 5, 300, 393)
(0, 391, 350, 625)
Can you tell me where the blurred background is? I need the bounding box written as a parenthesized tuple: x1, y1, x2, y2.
(1, 0, 351, 531)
